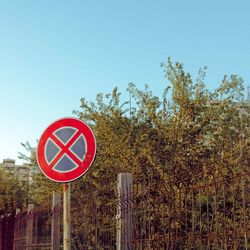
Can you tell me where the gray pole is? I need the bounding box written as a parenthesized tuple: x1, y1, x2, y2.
(116, 173, 133, 250)
(63, 183, 71, 250)
(51, 192, 61, 250)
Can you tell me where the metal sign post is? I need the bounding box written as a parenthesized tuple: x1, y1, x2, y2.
(63, 183, 71, 250)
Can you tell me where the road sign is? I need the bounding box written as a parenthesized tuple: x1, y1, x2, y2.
(37, 117, 96, 182)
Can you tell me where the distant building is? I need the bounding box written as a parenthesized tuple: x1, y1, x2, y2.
(0, 159, 39, 185)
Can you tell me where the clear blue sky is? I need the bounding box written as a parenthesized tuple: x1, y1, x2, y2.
(0, 0, 249, 164)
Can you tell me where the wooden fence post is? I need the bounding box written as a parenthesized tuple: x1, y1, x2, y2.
(26, 203, 34, 249)
(116, 173, 133, 250)
(0, 215, 2, 250)
(51, 192, 61, 250)
(0, 215, 4, 250)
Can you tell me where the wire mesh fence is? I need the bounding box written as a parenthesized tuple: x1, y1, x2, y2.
(70, 171, 250, 249)
(130, 172, 249, 249)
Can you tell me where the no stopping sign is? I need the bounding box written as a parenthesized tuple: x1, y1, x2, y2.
(37, 117, 96, 182)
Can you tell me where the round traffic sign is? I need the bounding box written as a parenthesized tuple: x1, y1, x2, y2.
(37, 117, 96, 182)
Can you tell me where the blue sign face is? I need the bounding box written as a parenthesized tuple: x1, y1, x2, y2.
(45, 126, 87, 173)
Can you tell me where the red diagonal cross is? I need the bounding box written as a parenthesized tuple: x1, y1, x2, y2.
(48, 130, 82, 169)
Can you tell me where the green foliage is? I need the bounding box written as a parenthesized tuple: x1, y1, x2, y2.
(0, 168, 28, 214)
(19, 141, 61, 207)
(18, 141, 38, 166)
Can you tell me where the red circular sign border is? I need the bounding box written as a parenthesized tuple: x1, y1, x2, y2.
(37, 117, 96, 183)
